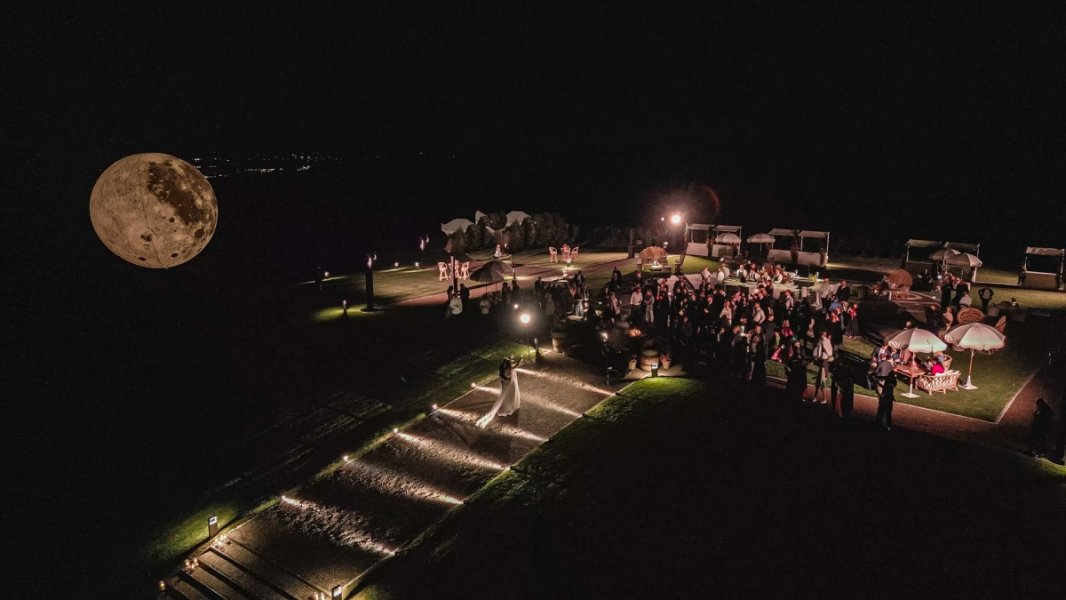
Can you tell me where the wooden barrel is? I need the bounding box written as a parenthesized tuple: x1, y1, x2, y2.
(639, 348, 660, 371)
(551, 329, 569, 352)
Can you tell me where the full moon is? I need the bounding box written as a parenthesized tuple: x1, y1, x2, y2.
(89, 153, 218, 268)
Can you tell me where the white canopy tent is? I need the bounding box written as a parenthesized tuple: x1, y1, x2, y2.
(441, 218, 475, 236)
(684, 224, 711, 256)
(505, 211, 532, 226)
(766, 228, 828, 267)
(904, 239, 941, 272)
(685, 223, 743, 258)
(1021, 246, 1065, 290)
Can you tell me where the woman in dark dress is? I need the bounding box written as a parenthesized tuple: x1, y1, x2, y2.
(749, 333, 767, 386)
(785, 342, 808, 401)
(844, 303, 861, 338)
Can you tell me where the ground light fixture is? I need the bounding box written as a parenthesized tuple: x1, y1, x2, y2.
(651, 362, 660, 377)
(393, 428, 399, 434)
(208, 514, 219, 538)
(333, 585, 343, 599)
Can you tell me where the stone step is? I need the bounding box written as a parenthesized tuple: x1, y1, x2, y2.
(184, 564, 252, 600)
(199, 548, 291, 600)
(165, 577, 212, 600)
(214, 538, 327, 600)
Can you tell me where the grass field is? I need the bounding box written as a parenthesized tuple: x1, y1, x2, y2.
(312, 249, 635, 304)
(765, 334, 1039, 422)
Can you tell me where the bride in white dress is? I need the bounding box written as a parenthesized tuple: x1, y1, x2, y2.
(476, 357, 522, 428)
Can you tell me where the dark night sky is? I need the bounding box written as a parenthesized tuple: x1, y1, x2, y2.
(8, 3, 1066, 242)
(5, 2, 1066, 289)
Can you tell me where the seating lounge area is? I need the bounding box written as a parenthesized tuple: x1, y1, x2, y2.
(915, 370, 962, 395)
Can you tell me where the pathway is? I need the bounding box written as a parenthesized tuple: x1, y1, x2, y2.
(162, 352, 623, 599)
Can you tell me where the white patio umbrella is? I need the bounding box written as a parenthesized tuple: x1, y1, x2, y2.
(928, 248, 960, 262)
(928, 247, 959, 273)
(886, 328, 948, 397)
(747, 232, 774, 258)
(945, 252, 983, 283)
(944, 322, 1006, 390)
(441, 218, 474, 236)
(716, 232, 742, 245)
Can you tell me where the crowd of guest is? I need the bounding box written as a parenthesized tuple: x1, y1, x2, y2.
(587, 260, 861, 395)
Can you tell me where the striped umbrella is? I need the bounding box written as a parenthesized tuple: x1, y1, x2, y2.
(944, 322, 1006, 389)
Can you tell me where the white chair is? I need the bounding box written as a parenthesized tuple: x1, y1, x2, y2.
(548, 247, 558, 263)
(571, 246, 579, 261)
(460, 261, 470, 280)
(437, 262, 450, 281)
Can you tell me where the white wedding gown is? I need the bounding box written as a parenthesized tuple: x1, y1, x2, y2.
(476, 369, 521, 428)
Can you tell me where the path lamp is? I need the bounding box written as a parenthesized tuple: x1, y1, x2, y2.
(332, 585, 343, 600)
(364, 252, 377, 312)
(519, 312, 534, 358)
(651, 361, 660, 377)
(207, 515, 219, 538)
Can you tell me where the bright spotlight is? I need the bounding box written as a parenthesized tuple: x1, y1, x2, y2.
(432, 403, 438, 410)
(471, 382, 477, 388)
(520, 313, 531, 325)
(342, 454, 350, 462)
(513, 303, 519, 309)
(393, 428, 399, 434)
(671, 213, 682, 225)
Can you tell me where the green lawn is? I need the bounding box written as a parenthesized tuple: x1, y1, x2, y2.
(766, 334, 1036, 422)
(312, 249, 634, 304)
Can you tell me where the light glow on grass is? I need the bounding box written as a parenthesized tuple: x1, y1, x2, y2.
(394, 432, 508, 471)
(312, 306, 382, 322)
(436, 408, 548, 443)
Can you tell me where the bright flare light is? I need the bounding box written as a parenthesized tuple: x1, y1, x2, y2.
(671, 213, 682, 225)
(520, 313, 531, 325)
